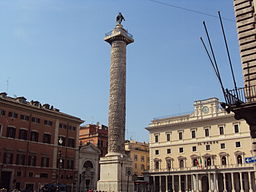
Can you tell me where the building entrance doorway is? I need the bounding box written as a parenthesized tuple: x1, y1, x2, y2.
(201, 175, 209, 192)
(0, 171, 12, 190)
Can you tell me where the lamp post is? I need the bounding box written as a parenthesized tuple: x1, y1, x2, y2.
(120, 155, 123, 192)
(57, 137, 63, 192)
(126, 169, 131, 192)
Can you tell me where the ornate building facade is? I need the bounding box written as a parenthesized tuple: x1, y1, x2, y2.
(78, 143, 100, 192)
(146, 98, 255, 192)
(0, 92, 83, 191)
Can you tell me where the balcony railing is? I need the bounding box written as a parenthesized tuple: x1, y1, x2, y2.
(105, 29, 133, 39)
(150, 163, 253, 173)
(224, 85, 256, 106)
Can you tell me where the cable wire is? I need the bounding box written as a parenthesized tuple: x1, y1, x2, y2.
(146, 0, 234, 22)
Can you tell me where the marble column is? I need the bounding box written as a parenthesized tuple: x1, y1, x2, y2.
(208, 172, 211, 192)
(166, 175, 168, 192)
(213, 173, 217, 192)
(172, 175, 175, 192)
(223, 173, 227, 192)
(179, 175, 182, 192)
(231, 172, 235, 192)
(248, 172, 253, 192)
(196, 174, 199, 192)
(97, 17, 134, 192)
(240, 172, 244, 192)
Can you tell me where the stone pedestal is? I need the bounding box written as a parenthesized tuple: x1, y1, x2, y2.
(97, 154, 134, 192)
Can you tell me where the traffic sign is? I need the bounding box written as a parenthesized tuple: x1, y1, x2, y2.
(245, 156, 256, 163)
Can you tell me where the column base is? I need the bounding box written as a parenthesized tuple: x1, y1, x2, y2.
(97, 154, 134, 192)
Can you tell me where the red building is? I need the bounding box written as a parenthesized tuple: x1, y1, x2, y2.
(79, 124, 108, 157)
(0, 92, 83, 191)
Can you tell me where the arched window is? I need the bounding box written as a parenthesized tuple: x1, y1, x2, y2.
(206, 157, 211, 166)
(221, 156, 227, 166)
(155, 160, 160, 170)
(166, 159, 171, 169)
(192, 158, 198, 167)
(179, 159, 184, 168)
(237, 155, 242, 164)
(83, 161, 93, 169)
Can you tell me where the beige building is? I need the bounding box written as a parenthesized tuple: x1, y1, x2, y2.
(146, 98, 255, 192)
(125, 140, 150, 176)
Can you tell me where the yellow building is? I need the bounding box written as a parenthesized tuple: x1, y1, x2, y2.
(146, 98, 255, 192)
(125, 140, 150, 176)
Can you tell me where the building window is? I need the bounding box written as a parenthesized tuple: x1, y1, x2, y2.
(219, 126, 224, 135)
(66, 159, 74, 169)
(16, 171, 21, 177)
(179, 132, 183, 140)
(205, 128, 209, 137)
(206, 145, 210, 151)
(134, 163, 137, 169)
(179, 159, 184, 168)
(192, 158, 198, 167)
(192, 146, 197, 152)
(6, 127, 16, 138)
(179, 147, 183, 153)
(134, 154, 138, 161)
(32, 117, 40, 124)
(166, 133, 170, 141)
(41, 157, 49, 167)
(236, 142, 241, 148)
(237, 155, 242, 164)
(166, 159, 171, 169)
(67, 138, 75, 148)
(20, 115, 29, 121)
(220, 143, 225, 149)
(58, 136, 66, 146)
(234, 124, 239, 133)
(16, 154, 25, 165)
(221, 156, 227, 165)
(28, 155, 37, 166)
(141, 164, 145, 171)
(167, 148, 171, 154)
(141, 156, 145, 162)
(154, 160, 160, 170)
(40, 173, 48, 178)
(206, 157, 211, 166)
(8, 112, 18, 118)
(155, 135, 159, 143)
(191, 130, 196, 139)
(155, 150, 159, 155)
(44, 120, 53, 126)
(19, 129, 28, 140)
(30, 131, 39, 142)
(3, 152, 13, 164)
(0, 109, 5, 116)
(43, 134, 51, 144)
(28, 172, 33, 177)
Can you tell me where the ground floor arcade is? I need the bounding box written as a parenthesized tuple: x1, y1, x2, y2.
(149, 170, 256, 192)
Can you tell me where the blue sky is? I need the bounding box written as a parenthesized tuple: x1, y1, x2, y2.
(0, 0, 242, 142)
